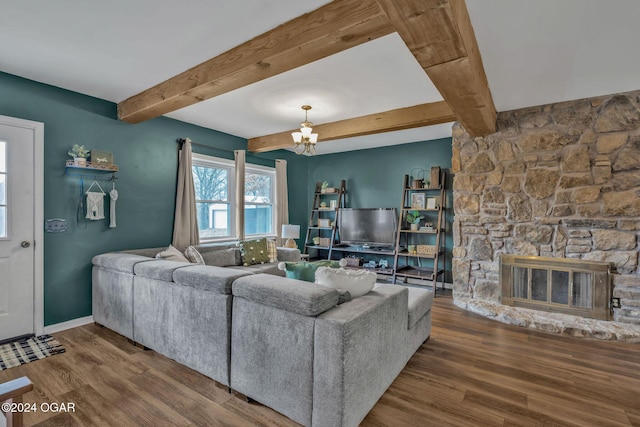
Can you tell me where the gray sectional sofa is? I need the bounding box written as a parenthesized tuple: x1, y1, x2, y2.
(92, 242, 433, 427)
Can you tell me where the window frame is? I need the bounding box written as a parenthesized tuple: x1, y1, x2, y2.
(191, 153, 276, 242)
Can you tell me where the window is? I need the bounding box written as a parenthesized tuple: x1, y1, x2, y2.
(192, 153, 275, 241)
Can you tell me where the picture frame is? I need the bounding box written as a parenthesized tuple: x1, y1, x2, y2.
(411, 193, 425, 209)
(426, 197, 437, 210)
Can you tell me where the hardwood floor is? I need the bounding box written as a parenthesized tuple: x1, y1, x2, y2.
(1, 295, 639, 426)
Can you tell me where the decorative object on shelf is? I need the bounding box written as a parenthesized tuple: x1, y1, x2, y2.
(313, 237, 321, 245)
(330, 199, 337, 209)
(417, 245, 437, 255)
(423, 180, 430, 189)
(282, 224, 300, 249)
(292, 105, 318, 155)
(320, 201, 327, 208)
(68, 144, 89, 167)
(344, 256, 361, 267)
(319, 237, 331, 247)
(411, 193, 425, 209)
(85, 180, 106, 220)
(407, 245, 416, 254)
(429, 166, 441, 189)
(363, 260, 377, 268)
(90, 150, 114, 166)
(410, 168, 425, 189)
(420, 222, 434, 232)
(318, 218, 331, 227)
(379, 259, 389, 268)
(406, 210, 424, 231)
(109, 181, 118, 228)
(320, 181, 329, 193)
(426, 197, 437, 209)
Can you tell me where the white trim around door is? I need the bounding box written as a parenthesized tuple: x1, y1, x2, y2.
(0, 115, 44, 337)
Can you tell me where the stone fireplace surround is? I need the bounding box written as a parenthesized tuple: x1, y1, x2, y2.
(451, 89, 640, 341)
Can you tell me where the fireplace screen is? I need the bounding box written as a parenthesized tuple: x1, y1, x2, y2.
(501, 255, 611, 320)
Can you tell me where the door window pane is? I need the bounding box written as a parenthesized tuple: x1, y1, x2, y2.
(0, 206, 5, 238)
(531, 269, 548, 301)
(0, 174, 5, 205)
(0, 141, 5, 172)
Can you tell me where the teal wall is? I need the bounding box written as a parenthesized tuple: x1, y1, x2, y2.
(0, 70, 451, 326)
(0, 72, 305, 326)
(306, 139, 454, 282)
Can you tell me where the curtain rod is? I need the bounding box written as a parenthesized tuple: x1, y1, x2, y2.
(177, 137, 281, 162)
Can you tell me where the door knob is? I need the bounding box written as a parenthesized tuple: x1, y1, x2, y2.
(21, 241, 31, 248)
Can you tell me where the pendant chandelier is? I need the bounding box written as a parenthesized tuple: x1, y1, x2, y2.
(291, 105, 318, 155)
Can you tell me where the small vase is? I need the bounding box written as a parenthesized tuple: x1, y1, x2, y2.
(74, 157, 87, 167)
(410, 223, 419, 231)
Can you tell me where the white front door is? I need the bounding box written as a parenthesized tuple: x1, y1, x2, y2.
(0, 117, 43, 342)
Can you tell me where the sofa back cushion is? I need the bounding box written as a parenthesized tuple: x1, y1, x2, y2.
(200, 248, 241, 267)
(232, 274, 339, 317)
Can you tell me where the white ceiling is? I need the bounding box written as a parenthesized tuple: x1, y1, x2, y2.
(1, 0, 640, 155)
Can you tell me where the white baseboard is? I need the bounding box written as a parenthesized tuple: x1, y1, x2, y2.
(43, 315, 94, 335)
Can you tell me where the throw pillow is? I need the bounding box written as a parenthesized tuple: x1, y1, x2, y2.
(156, 245, 190, 263)
(201, 248, 241, 267)
(239, 238, 270, 266)
(184, 246, 205, 264)
(315, 267, 376, 297)
(266, 239, 278, 263)
(278, 260, 342, 282)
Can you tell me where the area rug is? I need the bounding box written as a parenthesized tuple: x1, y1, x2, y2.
(0, 335, 65, 370)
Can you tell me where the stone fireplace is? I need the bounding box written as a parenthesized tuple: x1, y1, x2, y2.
(451, 89, 640, 341)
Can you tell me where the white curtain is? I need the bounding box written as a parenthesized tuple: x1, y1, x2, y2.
(172, 138, 199, 249)
(235, 150, 246, 241)
(275, 159, 289, 246)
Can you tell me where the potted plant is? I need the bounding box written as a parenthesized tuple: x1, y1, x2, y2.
(406, 210, 424, 231)
(320, 181, 329, 193)
(68, 144, 89, 167)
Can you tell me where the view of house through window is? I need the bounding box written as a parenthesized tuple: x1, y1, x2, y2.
(0, 141, 6, 238)
(192, 153, 275, 241)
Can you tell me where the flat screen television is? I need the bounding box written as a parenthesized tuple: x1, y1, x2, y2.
(337, 208, 397, 248)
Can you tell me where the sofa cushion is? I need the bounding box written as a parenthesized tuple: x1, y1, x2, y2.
(134, 259, 190, 282)
(239, 238, 270, 266)
(314, 267, 376, 298)
(92, 253, 153, 274)
(279, 260, 342, 282)
(201, 248, 240, 267)
(184, 245, 205, 264)
(156, 245, 190, 263)
(173, 265, 252, 294)
(267, 239, 278, 262)
(407, 287, 434, 329)
(235, 263, 283, 276)
(232, 274, 339, 317)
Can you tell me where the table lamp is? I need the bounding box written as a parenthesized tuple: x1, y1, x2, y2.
(281, 224, 300, 249)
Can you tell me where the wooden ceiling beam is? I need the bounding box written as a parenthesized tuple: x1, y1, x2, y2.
(375, 0, 496, 136)
(248, 101, 455, 152)
(117, 0, 394, 123)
